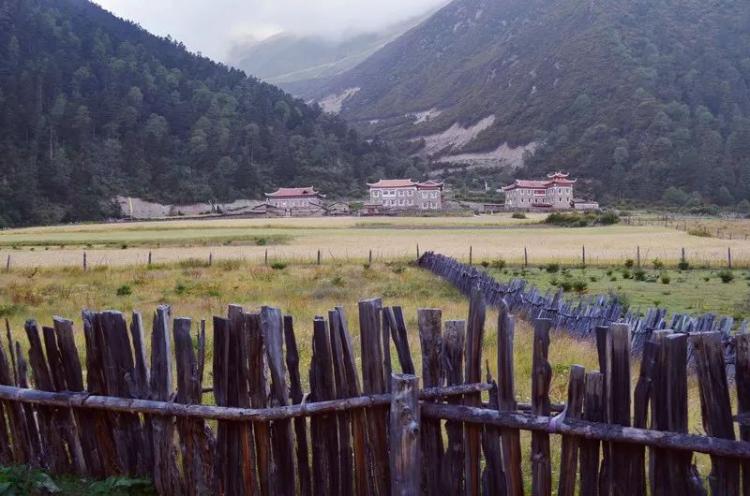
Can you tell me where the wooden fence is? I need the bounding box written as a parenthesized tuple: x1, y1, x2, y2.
(1, 296, 750, 494)
(418, 251, 746, 361)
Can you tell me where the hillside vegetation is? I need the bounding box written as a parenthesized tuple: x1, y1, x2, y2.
(0, 0, 415, 227)
(307, 0, 750, 206)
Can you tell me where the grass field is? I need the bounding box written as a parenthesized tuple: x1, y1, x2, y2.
(1, 214, 748, 269)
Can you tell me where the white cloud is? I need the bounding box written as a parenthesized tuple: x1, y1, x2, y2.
(94, 0, 447, 61)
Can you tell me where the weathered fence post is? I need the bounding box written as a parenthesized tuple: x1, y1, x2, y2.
(264, 249, 268, 266)
(728, 247, 733, 269)
(735, 333, 750, 496)
(680, 247, 686, 266)
(637, 246, 641, 268)
(317, 249, 321, 265)
(469, 245, 473, 266)
(417, 244, 421, 260)
(524, 247, 529, 268)
(4, 255, 9, 272)
(531, 318, 552, 496)
(464, 289, 486, 496)
(83, 252, 87, 271)
(369, 250, 373, 265)
(390, 373, 421, 496)
(580, 372, 604, 496)
(692, 332, 740, 495)
(497, 301, 523, 496)
(418, 308, 444, 495)
(582, 245, 586, 267)
(558, 365, 586, 496)
(442, 320, 466, 495)
(208, 253, 213, 266)
(148, 251, 152, 266)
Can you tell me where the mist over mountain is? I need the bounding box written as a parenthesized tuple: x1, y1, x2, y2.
(0, 0, 417, 227)
(305, 0, 750, 205)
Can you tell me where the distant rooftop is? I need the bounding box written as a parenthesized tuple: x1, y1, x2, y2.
(265, 187, 321, 198)
(367, 179, 444, 189)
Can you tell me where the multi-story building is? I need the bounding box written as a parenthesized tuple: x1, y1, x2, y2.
(367, 179, 444, 210)
(502, 172, 576, 210)
(265, 187, 325, 215)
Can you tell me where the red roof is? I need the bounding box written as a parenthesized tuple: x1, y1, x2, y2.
(502, 173, 576, 191)
(368, 179, 444, 190)
(367, 179, 417, 188)
(265, 187, 321, 198)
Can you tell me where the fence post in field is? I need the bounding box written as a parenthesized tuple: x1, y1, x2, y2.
(681, 247, 686, 266)
(369, 250, 373, 265)
(735, 334, 750, 493)
(497, 301, 523, 496)
(4, 255, 9, 272)
(524, 246, 529, 268)
(728, 247, 732, 269)
(317, 249, 321, 265)
(418, 308, 443, 495)
(389, 373, 420, 496)
(580, 372, 604, 496)
(558, 365, 586, 496)
(442, 320, 466, 495)
(208, 253, 213, 266)
(469, 245, 473, 266)
(464, 289, 486, 496)
(83, 252, 87, 271)
(416, 244, 420, 261)
(148, 251, 152, 266)
(531, 318, 553, 496)
(636, 246, 641, 268)
(264, 249, 268, 266)
(692, 332, 740, 494)
(582, 245, 586, 267)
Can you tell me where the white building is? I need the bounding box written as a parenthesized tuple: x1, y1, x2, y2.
(367, 179, 444, 210)
(502, 172, 576, 210)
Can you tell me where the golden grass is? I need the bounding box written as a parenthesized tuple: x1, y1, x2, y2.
(1, 215, 748, 268)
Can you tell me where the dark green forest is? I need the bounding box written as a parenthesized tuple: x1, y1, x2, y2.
(0, 0, 415, 227)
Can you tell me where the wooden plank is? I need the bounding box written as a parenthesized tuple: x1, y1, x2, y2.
(651, 333, 704, 495)
(174, 317, 213, 496)
(481, 378, 506, 496)
(384, 307, 415, 375)
(329, 309, 354, 496)
(497, 301, 523, 496)
(580, 372, 604, 496)
(389, 373, 420, 496)
(261, 307, 296, 496)
(692, 332, 739, 495)
(736, 333, 750, 496)
(530, 318, 552, 496)
(24, 320, 70, 473)
(82, 311, 121, 475)
(465, 289, 486, 496)
(0, 327, 32, 465)
(128, 312, 154, 477)
(213, 316, 232, 494)
(334, 306, 372, 496)
(149, 306, 182, 495)
(558, 365, 585, 496)
(418, 308, 444, 496)
(283, 315, 313, 496)
(442, 319, 466, 496)
(359, 298, 389, 496)
(14, 343, 45, 467)
(382, 308, 393, 394)
(310, 316, 339, 496)
(237, 309, 261, 496)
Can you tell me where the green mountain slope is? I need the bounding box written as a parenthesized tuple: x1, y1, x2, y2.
(0, 0, 415, 227)
(309, 0, 750, 205)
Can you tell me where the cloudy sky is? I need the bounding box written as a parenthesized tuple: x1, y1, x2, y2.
(95, 0, 446, 61)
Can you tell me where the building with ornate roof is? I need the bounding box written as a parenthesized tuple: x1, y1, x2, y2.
(265, 187, 325, 216)
(367, 179, 444, 211)
(502, 172, 577, 210)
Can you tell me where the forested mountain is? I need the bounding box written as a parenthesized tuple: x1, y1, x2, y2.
(0, 0, 416, 227)
(306, 0, 750, 206)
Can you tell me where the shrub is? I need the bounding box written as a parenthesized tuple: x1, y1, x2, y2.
(175, 283, 188, 295)
(116, 285, 132, 296)
(677, 260, 690, 271)
(255, 237, 268, 246)
(633, 269, 646, 281)
(660, 273, 671, 285)
(624, 259, 635, 269)
(480, 261, 490, 268)
(687, 228, 712, 238)
(622, 269, 632, 279)
(545, 263, 560, 273)
(491, 259, 506, 270)
(270, 262, 287, 270)
(652, 259, 664, 270)
(511, 212, 527, 219)
(573, 280, 588, 293)
(559, 280, 573, 292)
(598, 211, 620, 225)
(718, 270, 735, 283)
